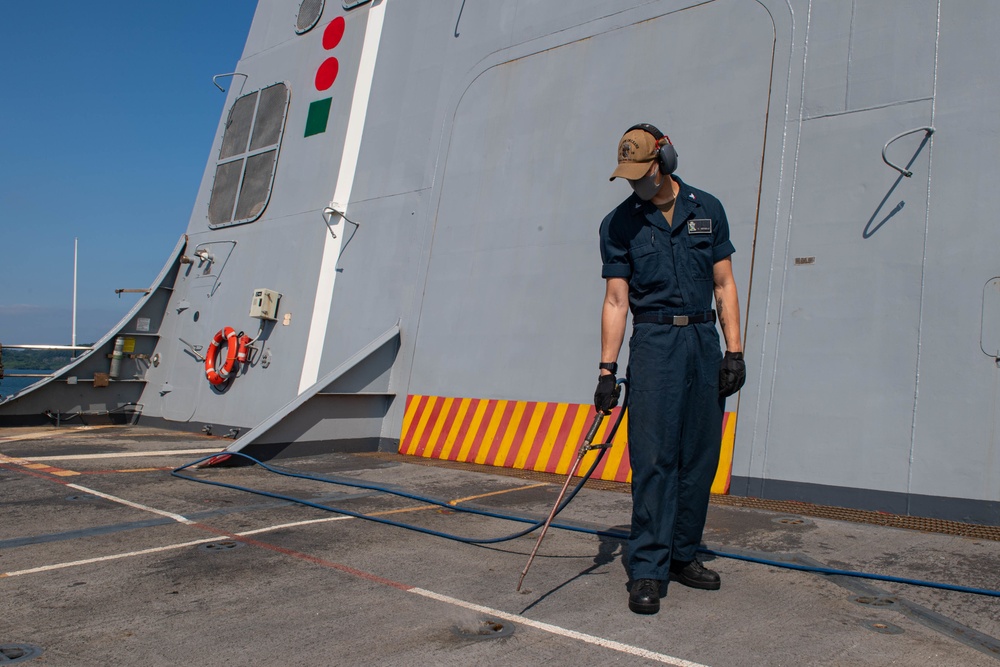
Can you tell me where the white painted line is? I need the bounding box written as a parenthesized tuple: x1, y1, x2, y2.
(65, 483, 194, 525)
(0, 507, 704, 666)
(299, 0, 388, 393)
(0, 517, 355, 578)
(24, 449, 222, 462)
(0, 427, 110, 443)
(1, 537, 220, 578)
(409, 588, 711, 666)
(235, 515, 354, 536)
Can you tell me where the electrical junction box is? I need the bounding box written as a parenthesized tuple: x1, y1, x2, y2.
(249, 288, 281, 321)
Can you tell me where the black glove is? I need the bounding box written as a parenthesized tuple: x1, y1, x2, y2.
(719, 351, 746, 398)
(594, 374, 621, 413)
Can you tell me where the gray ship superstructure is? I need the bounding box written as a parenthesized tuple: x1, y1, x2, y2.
(2, 0, 998, 525)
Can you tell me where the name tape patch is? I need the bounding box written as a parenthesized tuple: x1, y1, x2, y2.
(688, 218, 712, 235)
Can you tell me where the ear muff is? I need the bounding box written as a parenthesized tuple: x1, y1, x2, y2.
(625, 123, 678, 176)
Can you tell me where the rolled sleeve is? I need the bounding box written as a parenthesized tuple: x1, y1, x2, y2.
(712, 202, 735, 262)
(599, 215, 632, 280)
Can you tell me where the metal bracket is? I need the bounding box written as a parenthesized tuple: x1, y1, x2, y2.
(322, 207, 340, 238)
(179, 338, 206, 362)
(882, 126, 935, 178)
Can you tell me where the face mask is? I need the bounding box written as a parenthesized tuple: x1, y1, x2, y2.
(628, 166, 662, 201)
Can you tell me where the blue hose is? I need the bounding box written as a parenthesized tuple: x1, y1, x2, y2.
(172, 452, 1000, 598)
(173, 449, 618, 544)
(171, 380, 1000, 599)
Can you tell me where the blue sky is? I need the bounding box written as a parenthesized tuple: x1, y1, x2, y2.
(0, 2, 258, 345)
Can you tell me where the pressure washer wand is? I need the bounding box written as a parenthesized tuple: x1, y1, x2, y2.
(516, 409, 610, 591)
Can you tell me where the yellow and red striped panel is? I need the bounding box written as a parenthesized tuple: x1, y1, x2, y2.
(399, 395, 736, 493)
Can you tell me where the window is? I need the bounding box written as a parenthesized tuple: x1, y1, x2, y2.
(296, 0, 325, 34)
(208, 83, 290, 227)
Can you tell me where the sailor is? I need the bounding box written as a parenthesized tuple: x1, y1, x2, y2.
(595, 124, 745, 615)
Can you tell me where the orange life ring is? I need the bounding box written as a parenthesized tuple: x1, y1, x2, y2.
(205, 327, 239, 385)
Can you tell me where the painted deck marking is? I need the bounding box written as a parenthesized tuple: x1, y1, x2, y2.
(2, 526, 708, 665)
(0, 538, 221, 577)
(64, 483, 194, 525)
(24, 449, 222, 462)
(409, 587, 711, 667)
(0, 479, 546, 579)
(0, 457, 697, 662)
(0, 463, 706, 663)
(448, 482, 549, 506)
(0, 425, 118, 443)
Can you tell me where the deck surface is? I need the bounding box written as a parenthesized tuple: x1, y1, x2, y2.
(1, 425, 998, 666)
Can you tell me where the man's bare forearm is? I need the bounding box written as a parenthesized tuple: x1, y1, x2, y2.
(601, 278, 629, 373)
(713, 258, 742, 354)
(714, 282, 742, 353)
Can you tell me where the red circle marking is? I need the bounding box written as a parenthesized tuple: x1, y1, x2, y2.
(323, 17, 346, 50)
(315, 57, 340, 91)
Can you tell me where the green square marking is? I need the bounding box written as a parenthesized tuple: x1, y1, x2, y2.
(305, 98, 332, 137)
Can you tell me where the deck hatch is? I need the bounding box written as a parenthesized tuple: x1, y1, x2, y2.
(209, 83, 290, 228)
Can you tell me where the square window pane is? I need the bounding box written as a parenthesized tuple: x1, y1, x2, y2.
(220, 92, 258, 159)
(250, 84, 288, 151)
(208, 160, 244, 225)
(234, 150, 277, 221)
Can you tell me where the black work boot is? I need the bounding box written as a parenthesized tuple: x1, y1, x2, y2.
(628, 578, 661, 614)
(670, 559, 721, 590)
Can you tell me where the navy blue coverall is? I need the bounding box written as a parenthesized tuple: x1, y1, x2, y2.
(599, 175, 735, 584)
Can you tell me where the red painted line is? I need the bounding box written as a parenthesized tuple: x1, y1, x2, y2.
(191, 522, 413, 592)
(398, 394, 428, 453)
(501, 401, 537, 468)
(611, 447, 632, 483)
(462, 400, 499, 463)
(413, 396, 446, 456)
(428, 397, 462, 459)
(591, 406, 622, 479)
(79, 468, 173, 475)
(523, 402, 558, 470)
(543, 406, 579, 474)
(445, 398, 479, 461)
(2, 456, 409, 593)
(480, 401, 517, 466)
(0, 462, 73, 484)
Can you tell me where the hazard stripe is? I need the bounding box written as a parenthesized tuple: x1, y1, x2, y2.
(399, 394, 738, 487)
(710, 411, 738, 494)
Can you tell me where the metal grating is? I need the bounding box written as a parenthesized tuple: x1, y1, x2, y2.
(209, 84, 288, 227)
(250, 86, 287, 151)
(219, 92, 257, 159)
(234, 150, 276, 220)
(365, 452, 1000, 542)
(208, 161, 243, 225)
(296, 0, 325, 34)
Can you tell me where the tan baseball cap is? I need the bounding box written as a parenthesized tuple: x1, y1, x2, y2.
(610, 129, 659, 181)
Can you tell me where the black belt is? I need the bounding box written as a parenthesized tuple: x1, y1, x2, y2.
(633, 311, 716, 326)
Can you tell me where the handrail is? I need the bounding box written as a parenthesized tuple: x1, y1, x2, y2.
(882, 126, 935, 178)
(212, 72, 248, 94)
